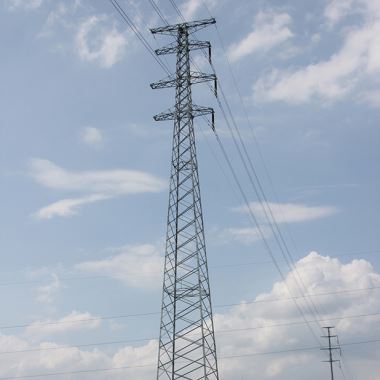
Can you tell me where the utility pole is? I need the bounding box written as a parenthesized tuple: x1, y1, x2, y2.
(150, 19, 219, 380)
(322, 326, 341, 380)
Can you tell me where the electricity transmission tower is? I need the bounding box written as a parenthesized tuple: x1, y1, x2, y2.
(322, 326, 341, 380)
(150, 18, 219, 380)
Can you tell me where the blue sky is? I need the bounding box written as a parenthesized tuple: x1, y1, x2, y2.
(0, 0, 379, 379)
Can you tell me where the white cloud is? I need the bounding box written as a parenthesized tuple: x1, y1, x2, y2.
(29, 159, 167, 219)
(324, 0, 380, 25)
(324, 0, 355, 24)
(75, 15, 128, 68)
(5, 0, 42, 10)
(34, 194, 109, 219)
(254, 1, 380, 105)
(81, 126, 104, 146)
(234, 202, 337, 224)
(112, 339, 157, 367)
(228, 11, 293, 62)
(219, 202, 335, 246)
(1, 253, 379, 379)
(214, 252, 380, 379)
(37, 2, 69, 38)
(36, 274, 62, 303)
(181, 0, 203, 20)
(30, 159, 166, 194)
(180, 0, 216, 20)
(220, 226, 271, 245)
(0, 332, 156, 379)
(25, 311, 102, 337)
(0, 335, 112, 378)
(75, 244, 163, 289)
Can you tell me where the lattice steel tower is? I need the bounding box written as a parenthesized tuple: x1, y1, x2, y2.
(150, 18, 219, 380)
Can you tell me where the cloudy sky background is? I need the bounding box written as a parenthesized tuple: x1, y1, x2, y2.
(0, 0, 379, 379)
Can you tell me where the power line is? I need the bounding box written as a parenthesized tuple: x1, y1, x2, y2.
(115, 2, 374, 345)
(1, 251, 378, 287)
(197, 4, 362, 376)
(109, 0, 171, 75)
(0, 315, 379, 356)
(148, 0, 168, 25)
(189, 0, 335, 341)
(164, 0, 328, 345)
(0, 338, 377, 379)
(1, 297, 379, 331)
(212, 129, 323, 344)
(109, 3, 366, 377)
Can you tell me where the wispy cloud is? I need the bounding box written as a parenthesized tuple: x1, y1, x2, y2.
(233, 202, 337, 224)
(5, 0, 42, 11)
(324, 0, 356, 25)
(30, 159, 166, 194)
(228, 11, 293, 62)
(75, 15, 128, 68)
(25, 311, 102, 337)
(36, 273, 62, 304)
(81, 126, 104, 147)
(75, 243, 163, 289)
(215, 226, 271, 245)
(29, 159, 167, 219)
(180, 0, 216, 20)
(33, 194, 109, 219)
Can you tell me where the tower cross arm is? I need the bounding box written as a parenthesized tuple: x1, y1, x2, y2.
(150, 18, 216, 35)
(192, 105, 214, 117)
(153, 108, 175, 121)
(150, 72, 216, 90)
(155, 41, 211, 55)
(153, 105, 214, 121)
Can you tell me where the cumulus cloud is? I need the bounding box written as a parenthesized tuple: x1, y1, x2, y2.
(1, 253, 379, 379)
(253, 0, 380, 105)
(75, 15, 128, 68)
(234, 202, 337, 224)
(0, 332, 156, 379)
(81, 126, 104, 146)
(75, 244, 163, 289)
(112, 340, 157, 370)
(29, 158, 166, 219)
(213, 252, 380, 379)
(228, 11, 293, 62)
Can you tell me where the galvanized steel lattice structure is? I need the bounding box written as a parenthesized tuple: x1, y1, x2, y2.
(150, 18, 219, 380)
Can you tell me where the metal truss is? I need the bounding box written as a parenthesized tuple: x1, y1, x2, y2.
(151, 18, 219, 380)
